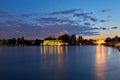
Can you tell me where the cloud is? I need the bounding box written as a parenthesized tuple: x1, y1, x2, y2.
(0, 11, 12, 18)
(100, 27, 108, 30)
(99, 20, 106, 22)
(84, 22, 91, 26)
(83, 31, 99, 35)
(74, 12, 93, 17)
(101, 9, 111, 12)
(73, 12, 94, 21)
(38, 24, 100, 36)
(0, 8, 112, 39)
(48, 9, 82, 15)
(111, 27, 118, 29)
(92, 27, 109, 30)
(21, 13, 39, 17)
(35, 17, 73, 24)
(0, 22, 100, 39)
(90, 17, 98, 22)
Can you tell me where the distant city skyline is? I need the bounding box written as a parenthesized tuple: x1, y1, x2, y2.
(0, 0, 120, 39)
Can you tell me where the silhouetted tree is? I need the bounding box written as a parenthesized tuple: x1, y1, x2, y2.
(35, 39, 43, 45)
(45, 36, 53, 40)
(105, 37, 111, 44)
(7, 39, 12, 46)
(88, 39, 94, 45)
(114, 35, 119, 43)
(24, 40, 31, 46)
(17, 38, 22, 46)
(58, 34, 71, 43)
(11, 38, 16, 46)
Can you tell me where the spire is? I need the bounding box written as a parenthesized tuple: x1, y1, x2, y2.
(60, 32, 63, 36)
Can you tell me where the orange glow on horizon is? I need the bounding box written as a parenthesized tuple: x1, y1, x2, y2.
(94, 39, 105, 45)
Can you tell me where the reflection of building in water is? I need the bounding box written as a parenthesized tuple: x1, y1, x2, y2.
(40, 46, 68, 55)
(95, 45, 107, 80)
(40, 46, 67, 79)
(43, 40, 64, 46)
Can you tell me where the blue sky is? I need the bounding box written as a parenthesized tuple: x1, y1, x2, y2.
(0, 0, 120, 39)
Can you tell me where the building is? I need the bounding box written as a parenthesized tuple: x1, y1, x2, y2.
(43, 40, 64, 46)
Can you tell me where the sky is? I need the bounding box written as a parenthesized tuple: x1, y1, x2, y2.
(0, 0, 120, 39)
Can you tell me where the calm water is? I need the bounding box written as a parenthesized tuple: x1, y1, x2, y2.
(0, 45, 120, 80)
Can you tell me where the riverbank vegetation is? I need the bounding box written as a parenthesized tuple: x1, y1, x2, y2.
(0, 34, 120, 50)
(0, 34, 96, 46)
(105, 35, 120, 50)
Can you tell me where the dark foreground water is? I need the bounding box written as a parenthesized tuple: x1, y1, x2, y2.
(0, 45, 120, 80)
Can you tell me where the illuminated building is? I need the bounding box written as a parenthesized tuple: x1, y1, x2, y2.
(43, 40, 64, 46)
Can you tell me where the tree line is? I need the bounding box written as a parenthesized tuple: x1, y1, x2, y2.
(105, 35, 120, 46)
(1, 34, 119, 46)
(43, 34, 95, 45)
(0, 37, 43, 46)
(0, 34, 96, 46)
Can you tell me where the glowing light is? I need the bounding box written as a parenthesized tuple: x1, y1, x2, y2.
(95, 45, 106, 80)
(40, 46, 68, 56)
(95, 39, 105, 45)
(43, 40, 64, 46)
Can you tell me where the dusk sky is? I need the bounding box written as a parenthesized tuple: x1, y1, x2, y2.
(0, 0, 120, 39)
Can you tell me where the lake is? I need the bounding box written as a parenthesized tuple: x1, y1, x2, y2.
(0, 45, 120, 80)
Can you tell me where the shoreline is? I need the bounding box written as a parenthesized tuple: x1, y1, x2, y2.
(116, 46, 120, 51)
(0, 45, 120, 51)
(104, 44, 120, 51)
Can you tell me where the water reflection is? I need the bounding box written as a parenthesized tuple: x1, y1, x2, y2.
(95, 45, 107, 80)
(40, 46, 68, 55)
(40, 46, 68, 79)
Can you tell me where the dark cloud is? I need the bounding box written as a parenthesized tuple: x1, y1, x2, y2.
(84, 22, 91, 26)
(74, 12, 98, 23)
(42, 24, 99, 36)
(74, 13, 86, 17)
(0, 23, 100, 39)
(0, 8, 113, 39)
(90, 17, 98, 22)
(101, 9, 111, 12)
(48, 9, 82, 15)
(35, 17, 74, 24)
(100, 27, 108, 30)
(83, 31, 99, 35)
(91, 27, 100, 30)
(111, 27, 118, 29)
(92, 27, 109, 30)
(99, 20, 105, 22)
(0, 11, 12, 18)
(21, 13, 39, 17)
(74, 12, 93, 18)
(99, 19, 110, 23)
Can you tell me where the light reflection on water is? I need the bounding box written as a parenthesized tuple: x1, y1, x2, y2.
(95, 45, 107, 80)
(107, 47, 111, 56)
(40, 46, 68, 55)
(40, 46, 68, 80)
(0, 46, 120, 80)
